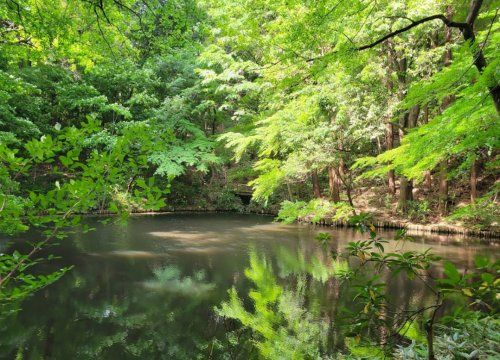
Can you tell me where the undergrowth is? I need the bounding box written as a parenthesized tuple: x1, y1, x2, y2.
(276, 199, 353, 224)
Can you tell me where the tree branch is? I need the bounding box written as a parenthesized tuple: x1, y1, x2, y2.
(466, 0, 483, 25)
(357, 14, 467, 51)
(304, 13, 468, 63)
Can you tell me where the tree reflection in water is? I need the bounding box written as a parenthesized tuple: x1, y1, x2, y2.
(0, 262, 221, 359)
(216, 245, 439, 359)
(0, 232, 461, 359)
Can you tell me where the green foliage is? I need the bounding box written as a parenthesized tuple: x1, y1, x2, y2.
(448, 195, 499, 230)
(344, 337, 386, 359)
(438, 256, 499, 312)
(0, 118, 170, 311)
(0, 0, 134, 68)
(0, 193, 27, 235)
(405, 200, 430, 222)
(277, 199, 353, 224)
(213, 190, 244, 212)
(398, 320, 426, 343)
(355, 40, 499, 183)
(226, 164, 257, 183)
(396, 312, 500, 359)
(248, 159, 285, 203)
(1, 1, 500, 353)
(0, 252, 70, 310)
(338, 222, 500, 359)
(0, 0, 227, 310)
(276, 200, 307, 224)
(205, 0, 499, 226)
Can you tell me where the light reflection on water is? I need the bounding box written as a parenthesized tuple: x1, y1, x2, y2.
(0, 213, 497, 359)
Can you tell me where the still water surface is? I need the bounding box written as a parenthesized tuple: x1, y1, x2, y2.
(0, 213, 497, 359)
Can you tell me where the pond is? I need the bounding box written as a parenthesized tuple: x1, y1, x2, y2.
(0, 213, 498, 359)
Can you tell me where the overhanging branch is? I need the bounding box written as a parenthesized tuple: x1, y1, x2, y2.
(304, 14, 469, 62)
(356, 14, 468, 51)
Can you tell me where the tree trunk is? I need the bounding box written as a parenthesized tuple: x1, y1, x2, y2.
(398, 105, 419, 211)
(335, 162, 356, 213)
(460, 1, 500, 113)
(286, 182, 294, 201)
(328, 167, 341, 202)
(444, 6, 453, 67)
(436, 10, 453, 215)
(345, 185, 355, 210)
(358, 1, 499, 112)
(424, 172, 432, 192)
(311, 170, 322, 198)
(438, 162, 448, 215)
(426, 321, 435, 360)
(212, 108, 217, 135)
(383, 42, 397, 196)
(421, 105, 432, 191)
(470, 157, 478, 203)
(407, 105, 420, 128)
(399, 177, 414, 212)
(425, 297, 441, 360)
(385, 123, 396, 195)
(445, 3, 499, 111)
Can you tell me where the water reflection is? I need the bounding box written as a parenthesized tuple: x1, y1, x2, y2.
(276, 246, 349, 282)
(0, 213, 497, 359)
(215, 245, 440, 358)
(216, 249, 335, 359)
(143, 266, 216, 295)
(107, 250, 168, 258)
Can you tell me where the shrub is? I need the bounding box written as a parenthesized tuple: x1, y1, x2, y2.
(406, 200, 430, 222)
(395, 312, 500, 359)
(276, 199, 353, 224)
(447, 197, 498, 230)
(300, 199, 334, 223)
(214, 189, 245, 212)
(276, 200, 307, 224)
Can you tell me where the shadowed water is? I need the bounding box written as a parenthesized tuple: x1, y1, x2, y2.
(0, 213, 497, 359)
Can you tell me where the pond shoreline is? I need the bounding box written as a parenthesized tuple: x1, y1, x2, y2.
(83, 207, 500, 239)
(297, 216, 500, 239)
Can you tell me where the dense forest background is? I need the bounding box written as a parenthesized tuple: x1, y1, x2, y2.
(0, 0, 498, 232)
(0, 1, 499, 358)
